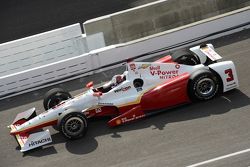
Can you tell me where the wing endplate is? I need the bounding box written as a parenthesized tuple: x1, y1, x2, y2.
(14, 130, 52, 152)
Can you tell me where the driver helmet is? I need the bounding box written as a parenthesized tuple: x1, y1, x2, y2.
(111, 75, 124, 85)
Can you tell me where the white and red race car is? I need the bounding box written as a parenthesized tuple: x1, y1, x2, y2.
(8, 44, 239, 152)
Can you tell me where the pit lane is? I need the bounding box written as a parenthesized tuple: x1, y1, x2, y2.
(0, 30, 249, 167)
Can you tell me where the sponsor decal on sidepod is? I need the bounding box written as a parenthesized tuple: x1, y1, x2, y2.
(150, 65, 179, 79)
(114, 86, 131, 93)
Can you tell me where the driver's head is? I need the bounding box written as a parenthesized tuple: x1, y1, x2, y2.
(112, 75, 123, 85)
(116, 75, 123, 84)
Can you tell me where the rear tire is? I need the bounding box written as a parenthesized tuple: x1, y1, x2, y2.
(59, 111, 88, 140)
(172, 50, 200, 65)
(188, 69, 219, 101)
(43, 88, 72, 110)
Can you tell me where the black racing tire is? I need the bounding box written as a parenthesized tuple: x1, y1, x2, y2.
(171, 50, 200, 65)
(43, 88, 72, 110)
(59, 111, 88, 140)
(188, 69, 219, 101)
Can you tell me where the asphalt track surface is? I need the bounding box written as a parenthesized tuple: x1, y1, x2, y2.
(0, 30, 250, 167)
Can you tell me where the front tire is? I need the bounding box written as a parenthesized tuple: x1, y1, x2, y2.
(188, 69, 219, 101)
(59, 112, 88, 140)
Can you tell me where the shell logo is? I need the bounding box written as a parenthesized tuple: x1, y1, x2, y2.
(175, 64, 180, 69)
(116, 119, 122, 125)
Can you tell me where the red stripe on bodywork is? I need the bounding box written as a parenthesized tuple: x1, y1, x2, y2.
(154, 55, 173, 63)
(13, 119, 27, 126)
(118, 104, 139, 115)
(107, 73, 191, 127)
(108, 105, 145, 127)
(87, 106, 119, 117)
(140, 72, 191, 111)
(16, 133, 30, 147)
(11, 120, 57, 135)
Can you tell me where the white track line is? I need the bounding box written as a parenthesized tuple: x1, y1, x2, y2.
(186, 148, 250, 167)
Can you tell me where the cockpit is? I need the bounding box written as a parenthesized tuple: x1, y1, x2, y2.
(93, 71, 128, 93)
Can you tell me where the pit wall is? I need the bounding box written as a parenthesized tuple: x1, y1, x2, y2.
(84, 0, 250, 45)
(0, 24, 105, 77)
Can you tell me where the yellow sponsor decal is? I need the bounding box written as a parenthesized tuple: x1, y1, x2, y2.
(117, 85, 156, 108)
(138, 64, 150, 70)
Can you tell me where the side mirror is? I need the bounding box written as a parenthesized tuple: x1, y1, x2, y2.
(93, 92, 102, 97)
(86, 81, 93, 89)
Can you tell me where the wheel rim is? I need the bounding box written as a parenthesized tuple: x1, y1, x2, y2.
(196, 78, 215, 96)
(64, 117, 84, 136)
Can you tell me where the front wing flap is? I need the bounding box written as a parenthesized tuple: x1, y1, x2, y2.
(14, 129, 52, 152)
(11, 107, 36, 125)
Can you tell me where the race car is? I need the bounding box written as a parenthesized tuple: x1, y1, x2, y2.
(8, 44, 239, 152)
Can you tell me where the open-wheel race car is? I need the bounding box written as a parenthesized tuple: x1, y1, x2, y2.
(8, 44, 239, 152)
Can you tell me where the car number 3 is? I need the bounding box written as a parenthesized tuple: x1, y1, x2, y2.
(225, 68, 234, 82)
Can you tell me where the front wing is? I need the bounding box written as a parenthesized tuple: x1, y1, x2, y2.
(10, 127, 52, 152)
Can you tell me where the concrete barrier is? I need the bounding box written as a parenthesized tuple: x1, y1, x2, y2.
(0, 24, 106, 78)
(0, 53, 91, 97)
(0, 24, 86, 77)
(89, 7, 250, 71)
(84, 0, 250, 45)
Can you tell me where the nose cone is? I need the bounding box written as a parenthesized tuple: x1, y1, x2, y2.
(9, 125, 18, 135)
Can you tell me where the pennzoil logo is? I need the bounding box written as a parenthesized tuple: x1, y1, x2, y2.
(114, 86, 131, 93)
(138, 64, 150, 70)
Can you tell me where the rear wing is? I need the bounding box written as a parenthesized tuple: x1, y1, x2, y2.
(200, 44, 222, 61)
(190, 44, 222, 64)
